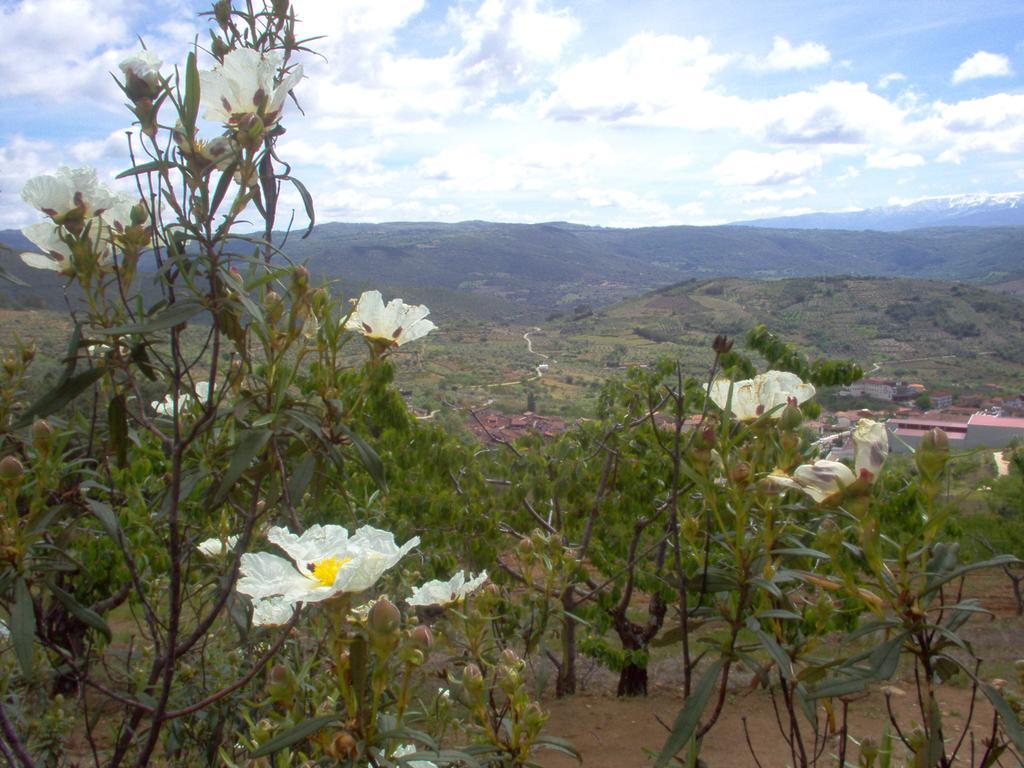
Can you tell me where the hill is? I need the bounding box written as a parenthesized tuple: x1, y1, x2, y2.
(549, 275, 1024, 397)
(4, 222, 1024, 317)
(736, 192, 1024, 231)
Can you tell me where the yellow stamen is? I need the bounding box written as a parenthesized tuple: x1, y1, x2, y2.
(311, 557, 350, 587)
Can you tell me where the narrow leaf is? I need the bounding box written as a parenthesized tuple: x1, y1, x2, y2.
(105, 298, 205, 335)
(654, 658, 724, 767)
(15, 367, 105, 427)
(108, 393, 128, 467)
(249, 714, 341, 757)
(183, 50, 200, 130)
(283, 176, 316, 238)
(86, 499, 122, 542)
(116, 160, 172, 179)
(747, 618, 793, 680)
(12, 579, 34, 677)
(337, 423, 387, 491)
(211, 429, 273, 507)
(46, 581, 112, 642)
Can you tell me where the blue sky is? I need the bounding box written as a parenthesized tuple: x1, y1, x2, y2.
(2, 0, 1024, 229)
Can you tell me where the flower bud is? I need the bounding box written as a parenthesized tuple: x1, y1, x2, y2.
(31, 419, 54, 451)
(130, 202, 149, 227)
(501, 648, 523, 670)
(462, 663, 484, 696)
(523, 702, 547, 731)
(859, 737, 878, 763)
(915, 427, 950, 481)
(210, 35, 230, 59)
(291, 265, 309, 293)
(780, 403, 803, 431)
(272, 0, 290, 17)
(729, 461, 752, 485)
(410, 624, 433, 652)
(264, 290, 283, 325)
(368, 597, 401, 636)
(267, 664, 297, 702)
(712, 334, 733, 354)
(213, 0, 232, 28)
(325, 732, 357, 760)
(0, 456, 24, 483)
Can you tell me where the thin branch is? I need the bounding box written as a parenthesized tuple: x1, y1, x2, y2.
(0, 700, 35, 768)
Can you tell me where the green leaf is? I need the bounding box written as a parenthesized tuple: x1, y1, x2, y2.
(654, 658, 724, 767)
(249, 714, 341, 757)
(746, 618, 793, 680)
(533, 735, 581, 762)
(755, 609, 803, 621)
(209, 161, 238, 217)
(46, 580, 112, 642)
(211, 429, 273, 507)
(807, 672, 873, 699)
(108, 393, 128, 467)
(922, 554, 1018, 598)
(12, 578, 35, 677)
(287, 454, 316, 504)
(336, 423, 387, 491)
(867, 633, 906, 680)
(283, 176, 315, 238)
(183, 50, 200, 130)
(86, 499, 122, 542)
(14, 366, 106, 427)
(116, 160, 172, 179)
(772, 547, 831, 560)
(104, 298, 206, 335)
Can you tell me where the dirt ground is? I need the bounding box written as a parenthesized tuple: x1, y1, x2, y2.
(539, 570, 1024, 767)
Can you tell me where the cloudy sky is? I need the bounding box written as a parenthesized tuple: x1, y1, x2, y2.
(3, 0, 1024, 230)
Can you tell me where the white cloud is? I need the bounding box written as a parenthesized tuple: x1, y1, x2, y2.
(952, 51, 1012, 84)
(714, 149, 822, 186)
(758, 36, 831, 71)
(865, 148, 925, 169)
(739, 185, 816, 202)
(756, 81, 909, 145)
(0, 0, 195, 106)
(0, 136, 58, 228)
(543, 33, 739, 127)
(452, 0, 580, 92)
(415, 139, 613, 194)
(929, 93, 1024, 156)
(877, 72, 906, 89)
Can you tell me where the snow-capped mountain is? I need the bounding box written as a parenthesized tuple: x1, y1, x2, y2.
(735, 192, 1024, 231)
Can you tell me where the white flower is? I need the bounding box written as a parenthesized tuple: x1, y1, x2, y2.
(408, 570, 488, 607)
(707, 371, 815, 421)
(20, 221, 74, 273)
(119, 49, 162, 98)
(21, 166, 121, 221)
(19, 166, 134, 273)
(392, 744, 437, 768)
(151, 381, 210, 416)
(345, 290, 437, 348)
(197, 535, 239, 557)
(0, 618, 8, 641)
(237, 524, 420, 626)
(852, 418, 889, 480)
(199, 48, 302, 128)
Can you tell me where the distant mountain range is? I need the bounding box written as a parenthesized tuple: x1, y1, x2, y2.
(4, 219, 1024, 319)
(736, 192, 1024, 231)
